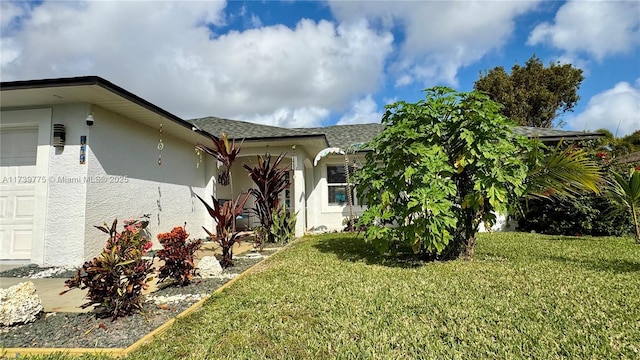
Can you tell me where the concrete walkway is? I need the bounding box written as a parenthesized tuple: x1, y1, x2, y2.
(0, 241, 256, 313)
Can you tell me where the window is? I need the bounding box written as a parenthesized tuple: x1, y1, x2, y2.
(327, 165, 355, 205)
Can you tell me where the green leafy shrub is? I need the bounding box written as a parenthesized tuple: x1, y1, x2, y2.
(62, 218, 154, 320)
(519, 140, 631, 238)
(518, 195, 633, 237)
(342, 216, 366, 233)
(270, 206, 296, 244)
(355, 87, 530, 260)
(156, 225, 203, 286)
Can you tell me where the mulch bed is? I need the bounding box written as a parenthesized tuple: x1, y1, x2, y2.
(0, 247, 279, 349)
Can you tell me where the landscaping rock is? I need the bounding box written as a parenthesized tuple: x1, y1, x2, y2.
(308, 225, 328, 234)
(0, 281, 43, 326)
(198, 256, 223, 278)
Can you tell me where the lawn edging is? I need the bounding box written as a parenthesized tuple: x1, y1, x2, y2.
(1, 241, 295, 358)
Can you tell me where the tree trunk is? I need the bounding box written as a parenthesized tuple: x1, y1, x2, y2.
(463, 235, 476, 260)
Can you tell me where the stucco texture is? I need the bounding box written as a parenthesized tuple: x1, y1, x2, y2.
(83, 107, 211, 261)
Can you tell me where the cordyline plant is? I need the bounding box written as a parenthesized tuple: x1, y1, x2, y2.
(196, 192, 251, 268)
(196, 133, 244, 186)
(61, 218, 154, 321)
(243, 153, 290, 244)
(157, 225, 203, 286)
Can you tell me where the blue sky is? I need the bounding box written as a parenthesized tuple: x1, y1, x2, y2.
(2, 0, 639, 136)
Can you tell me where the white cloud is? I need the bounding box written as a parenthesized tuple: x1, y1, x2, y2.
(1, 1, 393, 127)
(337, 95, 383, 125)
(528, 0, 640, 61)
(566, 80, 640, 137)
(248, 14, 263, 28)
(244, 107, 330, 128)
(329, 0, 541, 87)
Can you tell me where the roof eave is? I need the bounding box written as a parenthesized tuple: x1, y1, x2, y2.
(1, 76, 209, 139)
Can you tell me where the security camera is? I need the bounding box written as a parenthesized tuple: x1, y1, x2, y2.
(86, 114, 94, 126)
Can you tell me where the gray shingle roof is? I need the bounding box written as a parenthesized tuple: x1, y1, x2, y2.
(189, 117, 603, 149)
(614, 151, 640, 165)
(297, 124, 386, 149)
(190, 117, 308, 139)
(513, 127, 603, 141)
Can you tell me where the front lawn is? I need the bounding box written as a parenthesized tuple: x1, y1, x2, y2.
(23, 232, 640, 359)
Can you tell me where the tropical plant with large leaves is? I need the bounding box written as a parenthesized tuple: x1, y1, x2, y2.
(355, 87, 531, 260)
(607, 169, 640, 243)
(196, 133, 243, 186)
(354, 87, 605, 261)
(243, 153, 290, 244)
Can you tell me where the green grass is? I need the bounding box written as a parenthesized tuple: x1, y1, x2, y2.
(20, 233, 640, 359)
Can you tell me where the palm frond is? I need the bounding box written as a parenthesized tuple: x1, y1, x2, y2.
(525, 140, 603, 200)
(607, 169, 640, 242)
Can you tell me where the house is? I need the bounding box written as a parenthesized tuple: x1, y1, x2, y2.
(0, 76, 604, 266)
(1, 77, 217, 266)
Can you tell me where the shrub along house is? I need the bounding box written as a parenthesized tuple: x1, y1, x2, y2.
(0, 76, 603, 266)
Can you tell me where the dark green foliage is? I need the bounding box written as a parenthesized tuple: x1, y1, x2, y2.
(355, 87, 529, 260)
(597, 129, 640, 158)
(62, 219, 154, 321)
(474, 54, 584, 128)
(343, 215, 367, 233)
(156, 226, 203, 286)
(197, 193, 251, 268)
(518, 195, 633, 237)
(270, 206, 296, 244)
(243, 153, 291, 244)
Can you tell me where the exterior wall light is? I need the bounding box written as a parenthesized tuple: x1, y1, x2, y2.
(53, 124, 65, 147)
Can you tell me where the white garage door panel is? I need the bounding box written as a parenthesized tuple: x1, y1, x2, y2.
(0, 228, 32, 258)
(14, 194, 35, 219)
(0, 128, 38, 260)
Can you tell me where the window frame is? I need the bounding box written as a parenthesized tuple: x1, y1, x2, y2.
(326, 164, 361, 207)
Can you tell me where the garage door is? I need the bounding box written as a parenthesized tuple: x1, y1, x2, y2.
(0, 128, 38, 260)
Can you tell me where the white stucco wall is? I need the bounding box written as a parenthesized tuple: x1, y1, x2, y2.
(83, 107, 211, 260)
(42, 104, 91, 265)
(307, 154, 366, 232)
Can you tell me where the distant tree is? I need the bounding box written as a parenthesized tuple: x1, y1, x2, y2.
(595, 128, 640, 158)
(474, 54, 584, 128)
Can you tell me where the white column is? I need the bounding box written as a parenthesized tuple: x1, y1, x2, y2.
(293, 153, 306, 237)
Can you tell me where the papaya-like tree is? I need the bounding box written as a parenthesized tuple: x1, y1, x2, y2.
(356, 87, 604, 260)
(355, 87, 530, 260)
